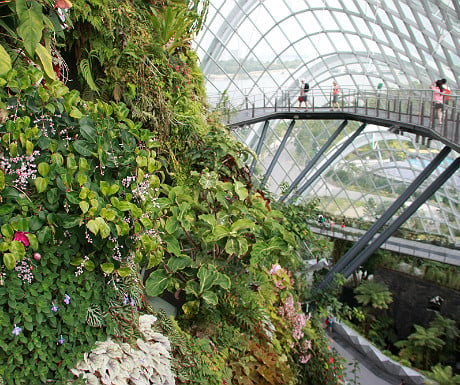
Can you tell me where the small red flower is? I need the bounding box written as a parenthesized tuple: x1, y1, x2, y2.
(13, 231, 29, 247)
(329, 357, 334, 363)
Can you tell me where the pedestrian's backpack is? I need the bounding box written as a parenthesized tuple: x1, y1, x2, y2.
(444, 88, 451, 102)
(304, 83, 310, 93)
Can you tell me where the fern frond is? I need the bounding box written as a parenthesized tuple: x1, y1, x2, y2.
(79, 58, 98, 91)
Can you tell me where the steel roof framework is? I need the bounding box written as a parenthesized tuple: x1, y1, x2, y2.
(194, 0, 460, 245)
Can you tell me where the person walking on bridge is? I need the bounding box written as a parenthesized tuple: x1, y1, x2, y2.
(331, 80, 340, 110)
(431, 79, 446, 126)
(298, 80, 309, 109)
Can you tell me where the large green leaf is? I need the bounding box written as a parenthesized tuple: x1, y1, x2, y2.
(79, 118, 97, 143)
(0, 44, 12, 76)
(234, 181, 248, 201)
(35, 43, 55, 80)
(34, 177, 48, 193)
(0, 203, 15, 215)
(62, 215, 81, 229)
(214, 272, 231, 290)
(79, 59, 98, 91)
(37, 226, 51, 244)
(210, 225, 230, 241)
(16, 1, 43, 57)
(145, 269, 170, 297)
(95, 217, 110, 238)
(230, 219, 255, 233)
(185, 281, 200, 297)
(163, 234, 182, 256)
(197, 264, 219, 294)
(201, 291, 218, 306)
(198, 214, 217, 229)
(73, 140, 94, 157)
(165, 217, 179, 234)
(86, 219, 99, 235)
(167, 256, 191, 272)
(101, 263, 114, 274)
(225, 237, 248, 256)
(3, 253, 17, 270)
(37, 162, 50, 177)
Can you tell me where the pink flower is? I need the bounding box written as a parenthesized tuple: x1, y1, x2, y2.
(13, 232, 29, 247)
(269, 264, 281, 275)
(299, 354, 311, 364)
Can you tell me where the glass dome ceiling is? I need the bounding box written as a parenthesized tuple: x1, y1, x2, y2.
(194, 0, 460, 247)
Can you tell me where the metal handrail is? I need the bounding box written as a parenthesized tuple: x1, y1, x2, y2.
(212, 88, 460, 148)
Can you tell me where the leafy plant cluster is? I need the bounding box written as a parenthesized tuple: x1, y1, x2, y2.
(0, 66, 166, 383)
(395, 313, 459, 371)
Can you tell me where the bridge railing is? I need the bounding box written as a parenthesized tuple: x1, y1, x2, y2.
(212, 87, 459, 146)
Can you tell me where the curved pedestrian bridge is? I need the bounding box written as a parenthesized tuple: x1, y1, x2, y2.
(218, 88, 460, 287)
(222, 88, 459, 153)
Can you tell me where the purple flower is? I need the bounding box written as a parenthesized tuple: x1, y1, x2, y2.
(51, 303, 59, 312)
(130, 298, 135, 307)
(57, 335, 65, 345)
(123, 294, 129, 305)
(12, 325, 22, 336)
(64, 294, 71, 305)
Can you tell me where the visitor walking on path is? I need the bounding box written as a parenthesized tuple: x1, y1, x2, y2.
(430, 79, 446, 126)
(325, 313, 336, 333)
(298, 80, 309, 109)
(331, 80, 340, 110)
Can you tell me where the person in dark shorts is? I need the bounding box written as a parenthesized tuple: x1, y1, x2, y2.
(298, 80, 309, 109)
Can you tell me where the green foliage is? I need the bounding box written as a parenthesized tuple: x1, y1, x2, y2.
(425, 364, 460, 385)
(423, 261, 460, 290)
(0, 0, 70, 81)
(0, 67, 166, 382)
(396, 313, 459, 370)
(230, 340, 296, 385)
(143, 159, 297, 314)
(0, 68, 163, 275)
(149, 0, 208, 55)
(0, 251, 116, 383)
(354, 280, 393, 310)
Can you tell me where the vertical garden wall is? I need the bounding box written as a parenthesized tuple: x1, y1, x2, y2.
(0, 0, 345, 384)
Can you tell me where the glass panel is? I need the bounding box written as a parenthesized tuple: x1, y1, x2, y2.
(350, 15, 372, 37)
(382, 0, 398, 13)
(328, 32, 351, 51)
(333, 12, 356, 32)
(398, 2, 417, 23)
(393, 18, 410, 38)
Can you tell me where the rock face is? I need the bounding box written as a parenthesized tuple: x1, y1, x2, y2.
(374, 267, 460, 338)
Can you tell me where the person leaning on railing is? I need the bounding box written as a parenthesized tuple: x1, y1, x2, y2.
(430, 79, 447, 126)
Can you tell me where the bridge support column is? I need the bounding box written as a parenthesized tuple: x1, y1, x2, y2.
(260, 119, 296, 188)
(287, 123, 367, 203)
(250, 120, 270, 174)
(316, 150, 459, 292)
(280, 120, 348, 202)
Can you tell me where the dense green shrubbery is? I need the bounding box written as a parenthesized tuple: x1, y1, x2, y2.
(0, 67, 164, 383)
